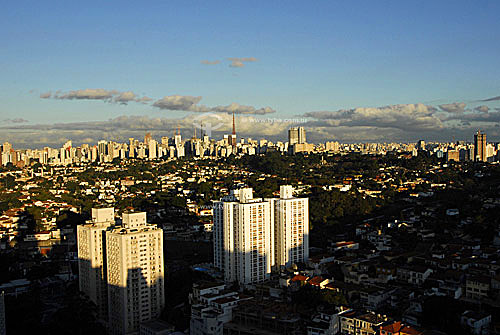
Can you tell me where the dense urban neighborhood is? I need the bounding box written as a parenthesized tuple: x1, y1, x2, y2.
(1, 130, 500, 334)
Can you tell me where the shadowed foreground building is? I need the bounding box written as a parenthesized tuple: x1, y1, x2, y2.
(107, 212, 165, 335)
(77, 207, 115, 320)
(78, 209, 165, 335)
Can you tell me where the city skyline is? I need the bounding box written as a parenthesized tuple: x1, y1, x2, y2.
(2, 1, 500, 146)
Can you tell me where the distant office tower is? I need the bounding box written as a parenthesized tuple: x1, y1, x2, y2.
(214, 186, 309, 285)
(273, 185, 309, 268)
(214, 188, 274, 285)
(144, 133, 152, 146)
(298, 127, 306, 144)
(148, 139, 157, 159)
(174, 133, 182, 147)
(98, 140, 108, 161)
(474, 130, 487, 162)
(417, 140, 426, 150)
(288, 128, 299, 146)
(106, 212, 165, 335)
(77, 208, 115, 320)
(288, 127, 307, 153)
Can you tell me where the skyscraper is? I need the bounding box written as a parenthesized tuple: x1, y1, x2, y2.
(106, 212, 165, 335)
(288, 128, 299, 146)
(144, 132, 152, 146)
(474, 130, 487, 162)
(214, 188, 274, 285)
(214, 186, 309, 285)
(77, 208, 115, 320)
(298, 126, 306, 144)
(273, 185, 309, 268)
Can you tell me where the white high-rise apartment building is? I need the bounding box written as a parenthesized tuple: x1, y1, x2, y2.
(106, 212, 165, 335)
(214, 185, 309, 285)
(77, 208, 115, 320)
(214, 188, 274, 285)
(273, 185, 309, 268)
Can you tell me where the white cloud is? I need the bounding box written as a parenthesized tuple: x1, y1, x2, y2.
(152, 95, 203, 111)
(3, 118, 29, 124)
(201, 60, 220, 65)
(438, 102, 467, 114)
(151, 95, 276, 115)
(305, 103, 443, 132)
(228, 57, 258, 68)
(42, 88, 150, 105)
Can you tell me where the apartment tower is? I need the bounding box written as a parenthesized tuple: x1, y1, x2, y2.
(214, 185, 309, 285)
(214, 188, 274, 285)
(106, 212, 165, 335)
(273, 185, 309, 268)
(77, 207, 115, 320)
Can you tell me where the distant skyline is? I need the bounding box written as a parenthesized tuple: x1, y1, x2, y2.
(1, 1, 500, 146)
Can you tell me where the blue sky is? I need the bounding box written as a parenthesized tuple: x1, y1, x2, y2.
(1, 1, 500, 145)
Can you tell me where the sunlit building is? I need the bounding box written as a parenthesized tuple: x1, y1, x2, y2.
(214, 186, 309, 285)
(214, 188, 274, 285)
(106, 212, 165, 335)
(77, 207, 115, 320)
(272, 185, 309, 269)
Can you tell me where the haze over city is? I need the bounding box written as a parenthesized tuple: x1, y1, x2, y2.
(2, 1, 500, 147)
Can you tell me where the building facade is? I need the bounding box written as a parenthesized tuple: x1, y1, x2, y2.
(77, 207, 115, 320)
(214, 188, 274, 285)
(474, 130, 487, 162)
(106, 212, 165, 335)
(273, 185, 309, 269)
(214, 186, 309, 285)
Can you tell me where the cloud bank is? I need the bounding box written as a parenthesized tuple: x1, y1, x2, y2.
(151, 95, 275, 115)
(40, 89, 151, 105)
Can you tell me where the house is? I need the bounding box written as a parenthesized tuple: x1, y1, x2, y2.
(380, 321, 423, 335)
(309, 276, 331, 289)
(397, 266, 432, 285)
(339, 310, 388, 335)
(461, 310, 491, 335)
(465, 275, 490, 300)
(307, 308, 347, 335)
(359, 286, 396, 310)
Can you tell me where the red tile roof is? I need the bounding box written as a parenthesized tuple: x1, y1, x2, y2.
(291, 275, 308, 282)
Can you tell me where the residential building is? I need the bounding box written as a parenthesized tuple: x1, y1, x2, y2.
(189, 282, 250, 335)
(461, 311, 491, 335)
(213, 188, 274, 285)
(465, 275, 490, 300)
(339, 310, 388, 335)
(106, 212, 165, 335)
(214, 186, 309, 285)
(77, 207, 115, 320)
(272, 185, 309, 269)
